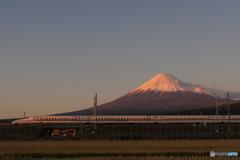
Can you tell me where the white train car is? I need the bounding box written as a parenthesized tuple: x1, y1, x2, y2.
(12, 115, 240, 125)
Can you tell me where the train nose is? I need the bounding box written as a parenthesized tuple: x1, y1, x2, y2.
(12, 120, 18, 124)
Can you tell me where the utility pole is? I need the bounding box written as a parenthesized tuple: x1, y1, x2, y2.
(93, 93, 97, 131)
(24, 112, 25, 118)
(216, 97, 218, 115)
(227, 92, 230, 132)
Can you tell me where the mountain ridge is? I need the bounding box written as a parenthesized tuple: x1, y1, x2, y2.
(55, 73, 238, 116)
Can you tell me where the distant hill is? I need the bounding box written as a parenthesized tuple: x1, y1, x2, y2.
(0, 118, 22, 123)
(173, 103, 240, 115)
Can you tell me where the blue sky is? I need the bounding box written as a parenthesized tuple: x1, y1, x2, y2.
(1, 0, 240, 119)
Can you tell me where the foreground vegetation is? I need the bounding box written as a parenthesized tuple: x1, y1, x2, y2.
(0, 140, 239, 159)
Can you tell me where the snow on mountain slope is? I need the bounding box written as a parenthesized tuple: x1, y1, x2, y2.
(130, 73, 215, 97)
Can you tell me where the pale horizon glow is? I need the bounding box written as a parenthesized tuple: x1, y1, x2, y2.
(1, 1, 240, 119)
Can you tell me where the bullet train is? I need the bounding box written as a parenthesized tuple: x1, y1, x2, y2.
(12, 115, 240, 125)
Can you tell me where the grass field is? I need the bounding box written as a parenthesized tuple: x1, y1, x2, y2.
(0, 140, 239, 159)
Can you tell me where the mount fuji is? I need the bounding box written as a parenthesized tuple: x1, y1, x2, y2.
(60, 74, 237, 115)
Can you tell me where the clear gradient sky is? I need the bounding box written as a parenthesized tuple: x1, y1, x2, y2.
(1, 0, 240, 119)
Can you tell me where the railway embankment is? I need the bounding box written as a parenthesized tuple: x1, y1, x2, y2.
(1, 123, 240, 140)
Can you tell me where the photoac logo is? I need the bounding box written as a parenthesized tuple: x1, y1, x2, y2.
(210, 151, 238, 157)
(210, 151, 215, 157)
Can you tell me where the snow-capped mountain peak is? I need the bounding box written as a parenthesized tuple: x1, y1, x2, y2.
(130, 73, 215, 97)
